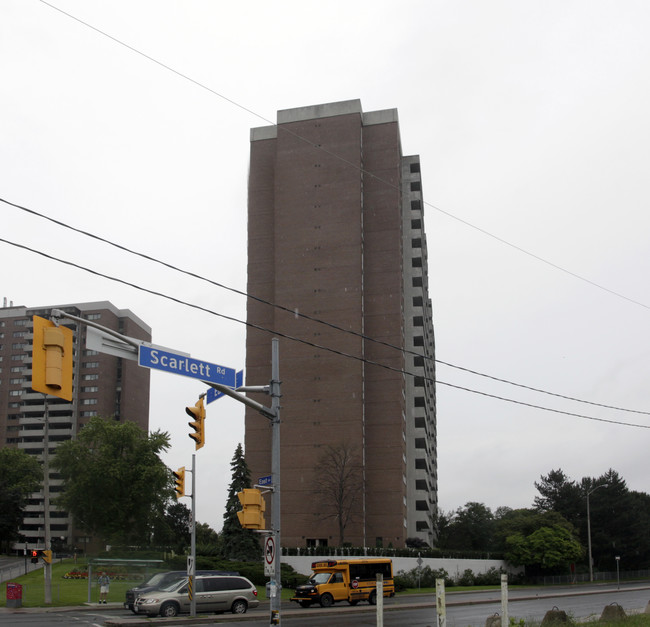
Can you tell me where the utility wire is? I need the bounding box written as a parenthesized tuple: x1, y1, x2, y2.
(37, 0, 650, 313)
(1, 235, 649, 430)
(4, 195, 649, 418)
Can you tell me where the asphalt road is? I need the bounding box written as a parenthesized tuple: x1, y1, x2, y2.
(1, 582, 649, 626)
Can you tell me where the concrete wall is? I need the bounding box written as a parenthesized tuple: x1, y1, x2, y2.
(282, 554, 522, 578)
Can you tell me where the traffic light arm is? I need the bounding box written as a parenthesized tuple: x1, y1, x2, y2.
(203, 381, 275, 420)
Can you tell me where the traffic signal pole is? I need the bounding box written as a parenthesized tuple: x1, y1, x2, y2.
(204, 338, 281, 626)
(43, 395, 52, 605)
(269, 339, 281, 626)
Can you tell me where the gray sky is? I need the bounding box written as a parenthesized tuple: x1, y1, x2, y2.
(2, 0, 649, 532)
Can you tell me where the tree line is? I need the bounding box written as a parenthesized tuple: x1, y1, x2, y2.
(0, 416, 259, 560)
(436, 469, 650, 575)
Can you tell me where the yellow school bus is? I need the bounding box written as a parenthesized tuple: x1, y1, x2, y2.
(290, 558, 394, 608)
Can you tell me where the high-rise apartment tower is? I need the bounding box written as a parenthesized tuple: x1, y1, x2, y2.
(245, 100, 437, 548)
(0, 300, 151, 551)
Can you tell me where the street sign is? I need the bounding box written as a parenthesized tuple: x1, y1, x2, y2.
(258, 475, 272, 486)
(264, 536, 275, 576)
(138, 346, 236, 387)
(206, 370, 243, 404)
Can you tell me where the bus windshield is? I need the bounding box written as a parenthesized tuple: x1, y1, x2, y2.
(310, 572, 333, 585)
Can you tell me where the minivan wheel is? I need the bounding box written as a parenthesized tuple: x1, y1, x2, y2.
(320, 593, 334, 608)
(160, 601, 179, 617)
(231, 599, 248, 614)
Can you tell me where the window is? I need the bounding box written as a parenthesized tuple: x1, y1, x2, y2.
(411, 219, 421, 229)
(9, 390, 22, 396)
(414, 336, 424, 346)
(81, 411, 97, 417)
(411, 200, 421, 212)
(83, 362, 99, 368)
(86, 313, 101, 320)
(81, 399, 97, 405)
(10, 377, 22, 384)
(410, 162, 420, 173)
(11, 367, 22, 372)
(83, 374, 99, 381)
(13, 331, 26, 337)
(414, 356, 424, 367)
(82, 386, 98, 393)
(412, 257, 422, 268)
(12, 343, 24, 349)
(413, 296, 423, 307)
(14, 319, 28, 326)
(412, 277, 422, 288)
(83, 350, 99, 356)
(11, 354, 27, 360)
(410, 181, 421, 192)
(412, 237, 421, 248)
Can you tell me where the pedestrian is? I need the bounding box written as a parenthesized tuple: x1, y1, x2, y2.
(98, 571, 110, 604)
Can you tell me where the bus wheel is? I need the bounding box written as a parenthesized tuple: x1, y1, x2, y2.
(368, 590, 377, 605)
(320, 593, 334, 607)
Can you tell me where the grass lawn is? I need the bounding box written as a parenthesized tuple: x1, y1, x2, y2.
(1, 558, 136, 607)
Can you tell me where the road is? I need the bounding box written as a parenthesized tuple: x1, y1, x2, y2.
(1, 582, 648, 626)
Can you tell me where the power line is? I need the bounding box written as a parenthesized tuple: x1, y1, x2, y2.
(4, 195, 649, 418)
(37, 0, 650, 313)
(1, 235, 649, 430)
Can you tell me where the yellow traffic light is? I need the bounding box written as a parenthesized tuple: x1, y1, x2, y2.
(32, 316, 73, 401)
(186, 397, 205, 450)
(236, 488, 266, 530)
(41, 549, 53, 564)
(173, 466, 186, 498)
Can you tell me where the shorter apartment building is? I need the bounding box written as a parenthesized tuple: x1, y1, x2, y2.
(0, 300, 151, 551)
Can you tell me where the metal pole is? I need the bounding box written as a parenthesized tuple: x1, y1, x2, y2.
(500, 573, 508, 627)
(587, 492, 594, 581)
(43, 395, 52, 605)
(269, 338, 281, 626)
(190, 453, 196, 617)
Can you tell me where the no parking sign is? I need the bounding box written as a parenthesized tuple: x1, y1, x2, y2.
(264, 536, 276, 576)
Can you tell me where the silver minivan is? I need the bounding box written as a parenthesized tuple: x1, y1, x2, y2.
(133, 574, 259, 617)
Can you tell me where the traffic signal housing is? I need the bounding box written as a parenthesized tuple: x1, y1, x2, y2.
(236, 488, 266, 530)
(32, 316, 73, 401)
(173, 466, 185, 498)
(30, 549, 52, 564)
(186, 397, 205, 450)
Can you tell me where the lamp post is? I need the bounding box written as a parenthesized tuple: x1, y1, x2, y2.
(586, 483, 607, 582)
(615, 556, 620, 590)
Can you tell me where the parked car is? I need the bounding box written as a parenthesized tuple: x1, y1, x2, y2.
(124, 570, 237, 612)
(133, 574, 259, 617)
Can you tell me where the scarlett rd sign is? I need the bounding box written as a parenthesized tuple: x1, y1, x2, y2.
(138, 346, 236, 387)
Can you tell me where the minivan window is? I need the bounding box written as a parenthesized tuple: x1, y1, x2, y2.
(225, 577, 250, 590)
(202, 578, 226, 592)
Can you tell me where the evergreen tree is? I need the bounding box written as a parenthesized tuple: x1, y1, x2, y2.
(219, 443, 261, 560)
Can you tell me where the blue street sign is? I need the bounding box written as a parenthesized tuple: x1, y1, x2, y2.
(206, 370, 243, 404)
(138, 346, 236, 387)
(258, 475, 272, 486)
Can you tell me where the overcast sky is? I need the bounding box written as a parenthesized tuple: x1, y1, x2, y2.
(2, 1, 649, 533)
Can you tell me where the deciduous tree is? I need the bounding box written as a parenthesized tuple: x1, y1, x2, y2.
(0, 448, 42, 552)
(315, 442, 361, 546)
(52, 416, 172, 545)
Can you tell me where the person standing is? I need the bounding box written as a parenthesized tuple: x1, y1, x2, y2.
(98, 572, 110, 604)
